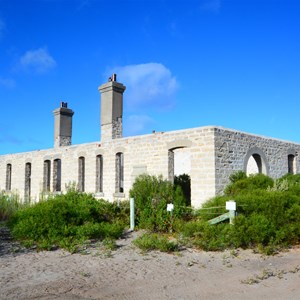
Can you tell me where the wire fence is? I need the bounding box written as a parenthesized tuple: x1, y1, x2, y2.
(178, 202, 246, 218)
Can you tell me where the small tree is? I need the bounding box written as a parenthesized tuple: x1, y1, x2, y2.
(129, 174, 186, 232)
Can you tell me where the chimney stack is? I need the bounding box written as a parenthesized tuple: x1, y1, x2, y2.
(53, 102, 74, 147)
(98, 74, 126, 141)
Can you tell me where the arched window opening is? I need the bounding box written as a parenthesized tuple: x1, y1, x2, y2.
(96, 155, 103, 193)
(6, 164, 12, 191)
(244, 147, 269, 176)
(246, 154, 262, 175)
(115, 152, 124, 193)
(53, 159, 61, 192)
(43, 160, 51, 192)
(78, 156, 85, 192)
(288, 154, 296, 174)
(25, 163, 31, 200)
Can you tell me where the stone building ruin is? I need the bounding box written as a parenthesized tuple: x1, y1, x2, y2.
(1, 75, 299, 207)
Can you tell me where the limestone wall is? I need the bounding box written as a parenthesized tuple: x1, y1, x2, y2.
(214, 127, 300, 195)
(1, 125, 300, 208)
(0, 126, 216, 207)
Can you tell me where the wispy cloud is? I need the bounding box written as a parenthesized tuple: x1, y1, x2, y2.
(0, 77, 16, 88)
(19, 47, 57, 74)
(110, 63, 178, 112)
(200, 0, 222, 14)
(124, 114, 156, 136)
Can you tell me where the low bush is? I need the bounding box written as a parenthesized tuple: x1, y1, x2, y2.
(0, 192, 26, 221)
(228, 170, 247, 183)
(6, 171, 300, 255)
(181, 173, 300, 254)
(8, 190, 127, 252)
(133, 232, 179, 252)
(224, 173, 273, 197)
(273, 173, 300, 194)
(196, 195, 230, 221)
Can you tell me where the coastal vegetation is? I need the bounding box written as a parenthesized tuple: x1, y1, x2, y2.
(1, 172, 300, 254)
(5, 186, 128, 252)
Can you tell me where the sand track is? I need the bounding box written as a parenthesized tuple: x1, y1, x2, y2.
(1, 227, 300, 299)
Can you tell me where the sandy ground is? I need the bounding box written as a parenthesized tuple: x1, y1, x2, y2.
(1, 226, 300, 300)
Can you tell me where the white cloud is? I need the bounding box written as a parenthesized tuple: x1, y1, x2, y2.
(0, 77, 16, 88)
(19, 47, 56, 74)
(124, 114, 155, 136)
(110, 63, 178, 111)
(200, 0, 221, 13)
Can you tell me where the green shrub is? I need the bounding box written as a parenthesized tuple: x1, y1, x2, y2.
(180, 220, 234, 251)
(229, 170, 247, 183)
(183, 173, 300, 254)
(129, 174, 186, 232)
(279, 173, 300, 185)
(8, 190, 126, 252)
(133, 232, 178, 252)
(102, 237, 118, 250)
(271, 174, 300, 194)
(196, 195, 230, 221)
(224, 173, 273, 196)
(267, 178, 289, 192)
(0, 192, 26, 221)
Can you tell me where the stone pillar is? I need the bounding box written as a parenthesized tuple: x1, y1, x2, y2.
(53, 102, 74, 147)
(98, 74, 126, 141)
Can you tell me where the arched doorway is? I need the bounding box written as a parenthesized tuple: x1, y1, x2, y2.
(167, 139, 192, 205)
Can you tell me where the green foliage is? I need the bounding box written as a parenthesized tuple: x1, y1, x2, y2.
(174, 174, 191, 206)
(8, 190, 126, 252)
(267, 178, 289, 192)
(102, 237, 118, 250)
(182, 221, 234, 251)
(6, 171, 300, 255)
(224, 173, 273, 197)
(0, 192, 27, 221)
(133, 232, 179, 252)
(279, 173, 300, 185)
(229, 170, 247, 183)
(270, 174, 300, 193)
(129, 174, 186, 232)
(233, 190, 300, 248)
(182, 173, 300, 254)
(196, 195, 230, 221)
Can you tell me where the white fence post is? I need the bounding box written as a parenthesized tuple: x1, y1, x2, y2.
(226, 200, 236, 225)
(130, 198, 135, 231)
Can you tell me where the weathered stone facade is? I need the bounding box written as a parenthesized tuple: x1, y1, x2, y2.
(0, 76, 299, 207)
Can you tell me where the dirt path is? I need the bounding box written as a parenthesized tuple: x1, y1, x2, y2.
(1, 226, 300, 300)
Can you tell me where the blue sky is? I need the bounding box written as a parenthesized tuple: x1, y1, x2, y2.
(0, 0, 299, 155)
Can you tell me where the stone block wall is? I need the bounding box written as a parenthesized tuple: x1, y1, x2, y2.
(0, 126, 216, 207)
(214, 127, 300, 195)
(1, 125, 300, 208)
